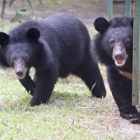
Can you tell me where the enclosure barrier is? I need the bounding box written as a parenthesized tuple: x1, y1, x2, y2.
(132, 0, 140, 105)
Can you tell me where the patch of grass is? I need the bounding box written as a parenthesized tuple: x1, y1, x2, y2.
(0, 19, 18, 33)
(0, 21, 140, 140)
(0, 68, 140, 140)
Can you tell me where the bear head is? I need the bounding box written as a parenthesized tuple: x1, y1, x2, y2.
(94, 16, 133, 69)
(0, 28, 41, 79)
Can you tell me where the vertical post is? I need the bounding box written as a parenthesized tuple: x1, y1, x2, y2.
(125, 0, 131, 16)
(108, 0, 113, 19)
(132, 0, 140, 105)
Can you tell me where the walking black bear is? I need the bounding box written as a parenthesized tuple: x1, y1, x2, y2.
(0, 13, 106, 106)
(93, 16, 140, 124)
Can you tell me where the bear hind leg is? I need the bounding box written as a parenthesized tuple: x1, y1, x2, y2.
(73, 60, 106, 98)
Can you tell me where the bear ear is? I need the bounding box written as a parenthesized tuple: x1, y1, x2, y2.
(0, 32, 9, 46)
(27, 28, 40, 41)
(94, 17, 109, 33)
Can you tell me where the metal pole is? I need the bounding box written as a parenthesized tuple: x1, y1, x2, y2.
(125, 0, 131, 16)
(108, 0, 113, 19)
(132, 0, 140, 105)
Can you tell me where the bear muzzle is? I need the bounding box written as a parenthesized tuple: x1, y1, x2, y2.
(112, 45, 128, 67)
(14, 60, 28, 79)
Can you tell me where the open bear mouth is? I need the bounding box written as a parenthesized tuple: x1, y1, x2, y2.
(114, 59, 127, 67)
(113, 53, 128, 67)
(16, 74, 25, 79)
(114, 55, 128, 67)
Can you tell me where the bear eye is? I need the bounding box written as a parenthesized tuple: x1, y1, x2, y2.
(11, 56, 16, 61)
(124, 38, 131, 47)
(109, 39, 115, 47)
(24, 56, 29, 61)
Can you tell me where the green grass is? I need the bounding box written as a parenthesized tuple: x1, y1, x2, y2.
(0, 20, 140, 140)
(0, 68, 140, 140)
(0, 19, 17, 33)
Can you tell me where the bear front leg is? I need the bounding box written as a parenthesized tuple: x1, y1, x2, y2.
(29, 69, 57, 106)
(19, 75, 36, 96)
(107, 66, 140, 124)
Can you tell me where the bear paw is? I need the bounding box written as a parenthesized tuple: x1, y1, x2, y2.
(121, 112, 140, 124)
(129, 117, 140, 124)
(29, 98, 47, 106)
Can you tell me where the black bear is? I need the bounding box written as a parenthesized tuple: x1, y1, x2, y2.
(0, 13, 106, 106)
(93, 16, 140, 124)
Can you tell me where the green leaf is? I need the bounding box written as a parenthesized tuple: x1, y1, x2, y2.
(18, 9, 27, 16)
(20, 9, 26, 12)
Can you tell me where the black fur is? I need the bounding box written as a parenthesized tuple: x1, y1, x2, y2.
(93, 16, 140, 124)
(0, 13, 106, 106)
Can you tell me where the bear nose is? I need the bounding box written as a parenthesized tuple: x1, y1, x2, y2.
(16, 71, 24, 78)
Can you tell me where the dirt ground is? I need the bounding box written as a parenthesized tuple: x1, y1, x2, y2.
(1, 0, 140, 139)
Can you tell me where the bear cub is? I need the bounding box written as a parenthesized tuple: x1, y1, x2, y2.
(93, 16, 140, 124)
(0, 13, 106, 106)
